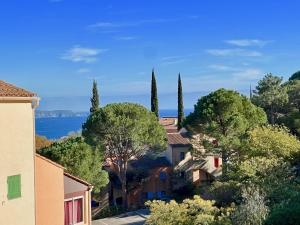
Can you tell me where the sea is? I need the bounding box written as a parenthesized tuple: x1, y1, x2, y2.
(35, 109, 193, 140)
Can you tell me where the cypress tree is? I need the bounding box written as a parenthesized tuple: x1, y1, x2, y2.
(151, 69, 159, 118)
(178, 73, 184, 130)
(90, 80, 100, 113)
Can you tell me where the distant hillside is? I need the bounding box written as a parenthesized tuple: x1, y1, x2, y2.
(36, 110, 89, 118)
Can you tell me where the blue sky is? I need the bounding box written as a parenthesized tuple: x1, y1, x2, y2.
(1, 0, 300, 111)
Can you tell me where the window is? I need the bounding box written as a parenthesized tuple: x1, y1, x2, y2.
(147, 192, 154, 200)
(64, 197, 84, 225)
(180, 152, 185, 161)
(180, 171, 185, 178)
(159, 172, 167, 181)
(7, 174, 21, 200)
(214, 157, 219, 168)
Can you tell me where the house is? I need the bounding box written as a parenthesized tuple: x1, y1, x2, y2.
(105, 154, 172, 209)
(0, 81, 39, 225)
(35, 154, 93, 225)
(159, 117, 192, 166)
(0, 80, 93, 225)
(159, 117, 222, 188)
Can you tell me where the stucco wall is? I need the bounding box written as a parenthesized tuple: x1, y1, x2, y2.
(0, 102, 36, 225)
(35, 155, 64, 225)
(172, 146, 191, 165)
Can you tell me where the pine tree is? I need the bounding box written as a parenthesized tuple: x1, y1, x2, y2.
(178, 73, 184, 130)
(90, 80, 99, 113)
(151, 69, 159, 118)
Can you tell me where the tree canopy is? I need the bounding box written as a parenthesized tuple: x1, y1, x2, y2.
(242, 125, 300, 160)
(252, 74, 288, 124)
(289, 70, 300, 81)
(178, 73, 184, 130)
(82, 103, 167, 207)
(151, 69, 159, 118)
(90, 80, 100, 113)
(39, 137, 108, 192)
(184, 88, 267, 174)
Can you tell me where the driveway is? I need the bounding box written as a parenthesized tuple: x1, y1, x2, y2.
(92, 209, 150, 225)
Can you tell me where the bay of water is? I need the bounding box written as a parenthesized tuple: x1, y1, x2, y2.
(35, 109, 193, 140)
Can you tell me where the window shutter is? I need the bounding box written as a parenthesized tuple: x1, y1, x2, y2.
(7, 174, 21, 200)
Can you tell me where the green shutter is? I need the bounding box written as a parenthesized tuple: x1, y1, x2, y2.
(7, 174, 21, 200)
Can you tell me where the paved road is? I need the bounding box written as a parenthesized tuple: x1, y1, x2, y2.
(92, 209, 149, 225)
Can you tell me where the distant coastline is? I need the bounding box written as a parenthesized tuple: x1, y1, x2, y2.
(36, 110, 89, 118)
(35, 109, 193, 139)
(35, 109, 193, 119)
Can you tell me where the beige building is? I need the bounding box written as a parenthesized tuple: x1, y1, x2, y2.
(0, 81, 93, 225)
(159, 117, 222, 188)
(0, 81, 39, 225)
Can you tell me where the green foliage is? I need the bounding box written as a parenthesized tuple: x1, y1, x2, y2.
(231, 186, 269, 225)
(207, 181, 241, 207)
(83, 103, 167, 154)
(278, 80, 300, 136)
(90, 80, 100, 113)
(178, 73, 184, 130)
(184, 88, 267, 175)
(289, 70, 300, 81)
(231, 156, 296, 207)
(151, 69, 159, 118)
(265, 193, 300, 225)
(146, 195, 233, 225)
(39, 137, 108, 192)
(242, 125, 300, 160)
(82, 103, 166, 207)
(252, 74, 288, 124)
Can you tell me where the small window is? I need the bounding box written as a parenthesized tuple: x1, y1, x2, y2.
(159, 172, 167, 181)
(180, 171, 185, 178)
(214, 157, 219, 168)
(147, 192, 154, 200)
(180, 152, 185, 161)
(7, 174, 21, 200)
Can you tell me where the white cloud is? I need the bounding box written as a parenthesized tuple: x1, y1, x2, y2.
(160, 55, 187, 66)
(77, 68, 91, 73)
(208, 64, 239, 71)
(206, 48, 262, 57)
(225, 39, 271, 47)
(233, 68, 262, 80)
(62, 46, 107, 63)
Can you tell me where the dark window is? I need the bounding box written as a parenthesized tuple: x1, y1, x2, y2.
(180, 152, 185, 161)
(160, 172, 167, 181)
(180, 171, 185, 178)
(214, 157, 219, 168)
(7, 174, 21, 200)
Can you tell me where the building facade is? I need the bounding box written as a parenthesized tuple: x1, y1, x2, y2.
(0, 81, 38, 225)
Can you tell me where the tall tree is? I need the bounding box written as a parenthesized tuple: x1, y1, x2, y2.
(178, 73, 184, 130)
(82, 103, 167, 208)
(151, 69, 159, 118)
(90, 80, 100, 113)
(252, 74, 288, 124)
(184, 89, 267, 176)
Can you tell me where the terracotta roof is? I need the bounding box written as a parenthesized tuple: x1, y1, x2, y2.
(64, 172, 93, 187)
(0, 80, 36, 97)
(167, 133, 190, 146)
(159, 117, 177, 126)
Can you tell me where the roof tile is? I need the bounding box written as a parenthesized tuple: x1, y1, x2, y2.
(0, 80, 36, 97)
